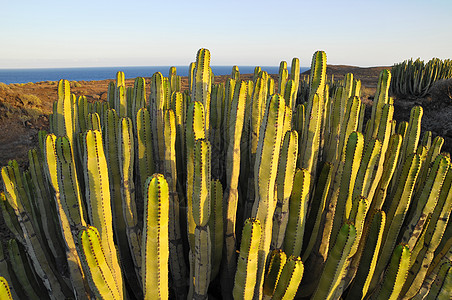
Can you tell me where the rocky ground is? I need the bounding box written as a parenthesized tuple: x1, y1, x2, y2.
(0, 65, 451, 171)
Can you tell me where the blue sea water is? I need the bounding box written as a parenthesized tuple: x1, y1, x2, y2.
(0, 66, 310, 84)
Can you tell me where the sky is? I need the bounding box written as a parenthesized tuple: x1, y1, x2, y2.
(1, 0, 451, 68)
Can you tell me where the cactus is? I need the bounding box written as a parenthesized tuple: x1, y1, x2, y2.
(272, 131, 299, 250)
(312, 223, 356, 300)
(251, 93, 286, 298)
(271, 256, 304, 300)
(263, 250, 287, 297)
(1, 49, 451, 300)
(369, 244, 411, 300)
(0, 277, 13, 300)
(390, 57, 452, 98)
(78, 226, 123, 299)
(283, 168, 310, 256)
(142, 174, 169, 300)
(233, 218, 261, 300)
(222, 80, 248, 294)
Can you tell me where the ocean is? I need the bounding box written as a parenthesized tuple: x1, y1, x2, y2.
(0, 66, 310, 85)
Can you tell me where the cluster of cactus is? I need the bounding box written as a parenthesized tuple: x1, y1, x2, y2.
(390, 57, 452, 98)
(1, 48, 452, 300)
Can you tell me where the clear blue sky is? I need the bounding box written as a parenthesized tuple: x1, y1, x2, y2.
(1, 0, 451, 68)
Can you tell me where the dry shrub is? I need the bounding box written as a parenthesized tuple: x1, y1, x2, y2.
(21, 94, 42, 107)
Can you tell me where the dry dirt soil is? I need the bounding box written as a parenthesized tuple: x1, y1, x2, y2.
(1, 65, 451, 172)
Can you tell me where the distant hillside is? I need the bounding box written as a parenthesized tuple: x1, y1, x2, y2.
(302, 64, 391, 87)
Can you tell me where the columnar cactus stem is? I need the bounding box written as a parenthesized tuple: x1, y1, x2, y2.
(0, 277, 13, 300)
(402, 154, 449, 249)
(193, 226, 212, 300)
(163, 109, 188, 297)
(136, 107, 155, 199)
(271, 256, 304, 300)
(278, 61, 288, 96)
(209, 179, 223, 280)
(346, 210, 386, 300)
(272, 130, 299, 250)
(223, 80, 247, 294)
(7, 238, 46, 300)
(366, 70, 391, 142)
(170, 91, 187, 188)
(351, 138, 381, 201)
(232, 218, 262, 300)
(251, 94, 285, 298)
(283, 168, 310, 257)
(369, 133, 402, 210)
(190, 138, 212, 299)
(209, 83, 224, 181)
(370, 244, 411, 300)
(118, 117, 142, 290)
(301, 162, 333, 261)
(289, 57, 300, 110)
(263, 250, 287, 298)
(132, 77, 146, 124)
(401, 166, 452, 298)
(186, 101, 206, 250)
(55, 79, 75, 144)
(150, 72, 166, 172)
(83, 129, 123, 296)
(142, 174, 169, 300)
(2, 164, 72, 299)
(192, 48, 211, 134)
(370, 153, 421, 292)
(28, 148, 65, 263)
(78, 226, 123, 300)
(312, 223, 356, 300)
(45, 134, 90, 298)
(243, 75, 267, 222)
(330, 131, 364, 249)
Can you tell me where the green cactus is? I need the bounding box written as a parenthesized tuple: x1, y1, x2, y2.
(163, 108, 188, 298)
(0, 277, 13, 300)
(312, 222, 356, 300)
(369, 244, 411, 300)
(283, 168, 310, 257)
(346, 210, 386, 300)
(186, 101, 206, 250)
(272, 130, 299, 250)
(209, 179, 223, 280)
(136, 107, 155, 198)
(83, 130, 122, 288)
(233, 218, 262, 300)
(369, 153, 421, 292)
(78, 225, 123, 300)
(142, 174, 169, 300)
(222, 80, 248, 293)
(424, 261, 452, 300)
(7, 238, 47, 300)
(390, 58, 452, 98)
(271, 256, 304, 300)
(2, 163, 72, 299)
(2, 49, 452, 300)
(401, 166, 452, 297)
(263, 250, 287, 298)
(251, 93, 286, 298)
